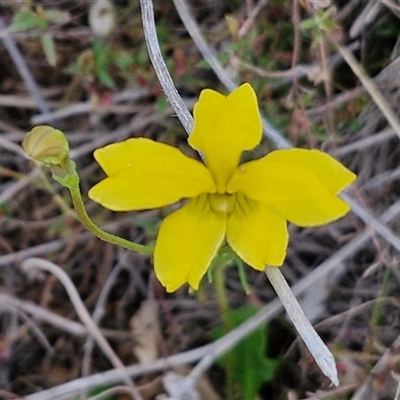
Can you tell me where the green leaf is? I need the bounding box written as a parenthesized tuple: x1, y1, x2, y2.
(41, 33, 57, 66)
(92, 38, 115, 88)
(300, 16, 318, 32)
(114, 51, 135, 71)
(44, 9, 70, 24)
(212, 305, 280, 400)
(10, 10, 42, 31)
(73, 385, 112, 400)
(97, 66, 116, 89)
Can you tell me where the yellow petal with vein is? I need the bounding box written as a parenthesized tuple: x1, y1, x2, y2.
(228, 149, 356, 227)
(154, 194, 226, 292)
(88, 138, 215, 211)
(188, 83, 262, 192)
(227, 193, 288, 269)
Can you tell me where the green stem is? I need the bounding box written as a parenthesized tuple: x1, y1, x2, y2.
(38, 167, 78, 219)
(54, 162, 153, 255)
(371, 268, 392, 326)
(214, 260, 229, 321)
(213, 257, 234, 398)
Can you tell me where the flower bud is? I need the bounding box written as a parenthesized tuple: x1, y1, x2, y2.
(22, 125, 70, 167)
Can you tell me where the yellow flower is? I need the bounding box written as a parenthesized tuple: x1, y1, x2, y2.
(89, 83, 356, 292)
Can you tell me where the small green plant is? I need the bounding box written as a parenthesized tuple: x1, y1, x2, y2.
(212, 305, 281, 400)
(300, 8, 339, 46)
(10, 5, 68, 66)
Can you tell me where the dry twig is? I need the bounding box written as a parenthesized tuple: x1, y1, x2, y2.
(21, 258, 143, 400)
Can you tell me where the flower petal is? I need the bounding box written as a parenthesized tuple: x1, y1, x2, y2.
(88, 138, 215, 211)
(228, 149, 356, 227)
(188, 83, 262, 192)
(226, 193, 288, 270)
(154, 194, 226, 292)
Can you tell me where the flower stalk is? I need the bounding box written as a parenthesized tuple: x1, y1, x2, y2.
(22, 125, 153, 256)
(212, 258, 235, 397)
(66, 172, 153, 255)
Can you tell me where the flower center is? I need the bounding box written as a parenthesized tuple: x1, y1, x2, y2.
(209, 193, 235, 214)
